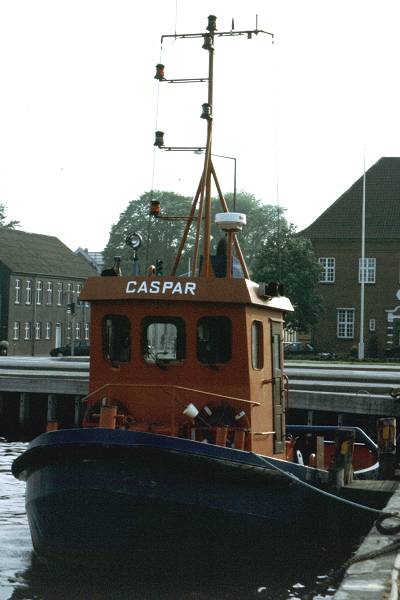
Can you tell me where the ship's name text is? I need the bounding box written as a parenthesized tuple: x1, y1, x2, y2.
(125, 280, 197, 295)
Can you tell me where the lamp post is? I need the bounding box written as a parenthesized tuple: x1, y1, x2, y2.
(194, 151, 237, 211)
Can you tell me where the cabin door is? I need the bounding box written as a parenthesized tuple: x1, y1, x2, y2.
(271, 321, 285, 453)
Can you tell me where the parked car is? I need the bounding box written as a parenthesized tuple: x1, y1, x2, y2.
(284, 342, 316, 356)
(284, 342, 335, 360)
(50, 341, 90, 357)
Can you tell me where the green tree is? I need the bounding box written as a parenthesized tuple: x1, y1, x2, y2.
(254, 224, 323, 332)
(103, 191, 195, 275)
(0, 204, 19, 229)
(222, 192, 284, 275)
(104, 190, 283, 277)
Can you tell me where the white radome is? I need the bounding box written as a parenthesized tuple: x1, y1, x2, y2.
(215, 212, 247, 231)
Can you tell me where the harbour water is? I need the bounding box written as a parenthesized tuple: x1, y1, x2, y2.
(0, 439, 375, 600)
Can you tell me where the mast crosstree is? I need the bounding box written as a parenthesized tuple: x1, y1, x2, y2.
(153, 15, 273, 279)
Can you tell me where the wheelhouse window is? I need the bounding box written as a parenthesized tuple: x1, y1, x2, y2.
(251, 320, 264, 369)
(337, 308, 355, 339)
(103, 315, 131, 362)
(196, 316, 231, 364)
(142, 317, 185, 364)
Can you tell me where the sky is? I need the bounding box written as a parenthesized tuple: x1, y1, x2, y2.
(1, 0, 400, 254)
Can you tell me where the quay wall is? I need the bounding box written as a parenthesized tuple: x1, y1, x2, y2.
(1, 358, 400, 436)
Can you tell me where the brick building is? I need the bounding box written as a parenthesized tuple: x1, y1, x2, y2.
(301, 157, 400, 357)
(0, 229, 97, 356)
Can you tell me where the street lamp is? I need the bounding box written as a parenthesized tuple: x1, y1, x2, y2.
(194, 151, 237, 211)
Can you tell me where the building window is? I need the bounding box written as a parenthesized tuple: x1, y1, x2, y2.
(84, 323, 90, 340)
(46, 281, 53, 305)
(369, 318, 376, 332)
(66, 283, 72, 304)
(76, 283, 82, 305)
(319, 257, 335, 283)
(66, 322, 72, 340)
(45, 322, 52, 340)
(36, 280, 43, 305)
(15, 279, 21, 304)
(35, 322, 42, 340)
(196, 316, 231, 364)
(25, 280, 32, 305)
(13, 322, 20, 340)
(57, 282, 63, 306)
(75, 321, 81, 340)
(24, 322, 31, 340)
(337, 308, 355, 339)
(251, 320, 264, 369)
(359, 258, 376, 284)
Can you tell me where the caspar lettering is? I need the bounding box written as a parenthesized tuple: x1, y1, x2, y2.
(126, 280, 197, 295)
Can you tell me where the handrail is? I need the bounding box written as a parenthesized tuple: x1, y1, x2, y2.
(82, 382, 260, 407)
(286, 424, 378, 453)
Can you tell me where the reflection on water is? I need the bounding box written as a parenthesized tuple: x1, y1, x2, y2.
(0, 440, 374, 600)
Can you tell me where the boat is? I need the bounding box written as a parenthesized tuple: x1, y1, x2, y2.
(12, 15, 379, 568)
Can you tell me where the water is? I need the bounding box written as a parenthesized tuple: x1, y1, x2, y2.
(0, 439, 374, 600)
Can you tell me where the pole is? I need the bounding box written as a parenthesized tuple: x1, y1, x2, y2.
(210, 154, 237, 211)
(358, 152, 366, 360)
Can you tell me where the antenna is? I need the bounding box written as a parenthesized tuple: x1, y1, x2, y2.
(153, 16, 273, 279)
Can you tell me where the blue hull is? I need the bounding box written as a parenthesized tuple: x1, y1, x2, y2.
(12, 428, 344, 566)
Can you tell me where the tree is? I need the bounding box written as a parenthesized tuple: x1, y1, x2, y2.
(103, 191, 195, 276)
(254, 224, 323, 332)
(104, 190, 283, 277)
(0, 204, 19, 229)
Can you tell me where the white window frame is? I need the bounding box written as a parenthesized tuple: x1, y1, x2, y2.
(359, 258, 376, 284)
(57, 282, 63, 306)
(66, 283, 72, 305)
(46, 281, 53, 305)
(45, 321, 52, 340)
(369, 318, 376, 332)
(66, 322, 72, 340)
(84, 322, 90, 340)
(26, 280, 32, 305)
(75, 321, 81, 340)
(13, 321, 20, 340)
(337, 308, 355, 339)
(24, 322, 31, 340)
(36, 280, 43, 305)
(35, 322, 42, 340)
(15, 279, 21, 304)
(319, 257, 335, 283)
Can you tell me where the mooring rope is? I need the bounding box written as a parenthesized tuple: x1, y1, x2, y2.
(252, 453, 400, 533)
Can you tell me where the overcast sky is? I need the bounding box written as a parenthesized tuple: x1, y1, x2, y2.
(1, 0, 399, 253)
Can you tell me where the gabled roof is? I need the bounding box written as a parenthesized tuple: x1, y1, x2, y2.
(75, 247, 104, 273)
(0, 229, 97, 277)
(301, 157, 400, 240)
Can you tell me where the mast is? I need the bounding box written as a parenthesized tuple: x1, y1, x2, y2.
(153, 16, 273, 279)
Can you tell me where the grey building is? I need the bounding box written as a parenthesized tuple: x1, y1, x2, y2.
(0, 229, 97, 356)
